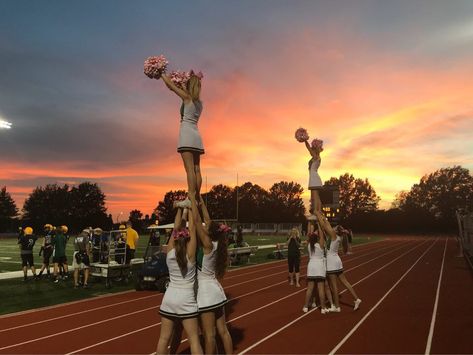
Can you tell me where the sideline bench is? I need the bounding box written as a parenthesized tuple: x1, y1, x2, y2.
(228, 246, 259, 266)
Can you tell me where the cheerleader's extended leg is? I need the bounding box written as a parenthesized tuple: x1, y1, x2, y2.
(310, 189, 322, 213)
(182, 317, 203, 355)
(181, 152, 198, 204)
(328, 274, 340, 308)
(216, 307, 233, 355)
(193, 152, 202, 201)
(156, 316, 176, 355)
(200, 310, 217, 354)
(316, 280, 327, 312)
(303, 280, 315, 312)
(338, 273, 361, 309)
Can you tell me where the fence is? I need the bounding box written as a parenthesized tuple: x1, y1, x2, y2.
(456, 211, 473, 268)
(227, 223, 302, 235)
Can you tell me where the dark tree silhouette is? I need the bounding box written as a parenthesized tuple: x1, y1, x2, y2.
(268, 181, 306, 222)
(396, 166, 473, 229)
(0, 186, 18, 232)
(68, 182, 109, 230)
(325, 173, 380, 219)
(237, 182, 269, 222)
(203, 184, 236, 220)
(155, 190, 188, 225)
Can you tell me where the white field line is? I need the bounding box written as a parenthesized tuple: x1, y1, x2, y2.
(238, 238, 432, 355)
(69, 240, 412, 355)
(424, 237, 448, 355)
(327, 238, 438, 355)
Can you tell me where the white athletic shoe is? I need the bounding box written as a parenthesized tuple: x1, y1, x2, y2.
(354, 298, 362, 311)
(307, 214, 317, 221)
(330, 305, 341, 313)
(302, 306, 309, 313)
(311, 302, 317, 309)
(321, 308, 329, 314)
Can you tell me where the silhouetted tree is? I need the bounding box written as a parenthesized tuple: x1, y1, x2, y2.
(237, 182, 269, 222)
(69, 182, 109, 230)
(268, 181, 306, 222)
(396, 166, 473, 229)
(325, 173, 380, 220)
(204, 184, 236, 220)
(22, 184, 70, 232)
(155, 190, 188, 225)
(0, 186, 18, 232)
(129, 209, 144, 232)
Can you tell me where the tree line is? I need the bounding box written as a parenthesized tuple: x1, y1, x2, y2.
(1, 166, 472, 233)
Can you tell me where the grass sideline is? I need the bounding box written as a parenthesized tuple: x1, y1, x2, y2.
(0, 234, 381, 315)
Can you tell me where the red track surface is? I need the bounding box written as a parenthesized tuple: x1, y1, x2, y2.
(1, 236, 472, 354)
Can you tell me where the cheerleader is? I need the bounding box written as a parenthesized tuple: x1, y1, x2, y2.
(303, 138, 324, 214)
(191, 196, 233, 354)
(156, 207, 203, 355)
(160, 72, 204, 207)
(315, 211, 362, 311)
(303, 227, 330, 314)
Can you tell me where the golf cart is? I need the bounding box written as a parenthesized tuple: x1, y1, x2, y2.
(134, 223, 172, 292)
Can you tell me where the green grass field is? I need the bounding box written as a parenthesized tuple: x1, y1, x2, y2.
(0, 234, 381, 272)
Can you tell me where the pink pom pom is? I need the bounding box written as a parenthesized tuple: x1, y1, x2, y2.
(170, 70, 190, 88)
(189, 69, 204, 80)
(144, 55, 169, 79)
(172, 228, 190, 240)
(295, 128, 309, 143)
(311, 138, 324, 152)
(218, 224, 232, 234)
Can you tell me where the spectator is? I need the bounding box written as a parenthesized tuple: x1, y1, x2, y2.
(287, 228, 301, 287)
(236, 225, 244, 247)
(114, 225, 126, 264)
(149, 226, 161, 246)
(91, 227, 101, 263)
(18, 227, 38, 281)
(38, 224, 55, 278)
(125, 221, 139, 264)
(73, 231, 91, 288)
(53, 226, 69, 283)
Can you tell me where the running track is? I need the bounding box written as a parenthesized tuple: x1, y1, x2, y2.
(0, 236, 472, 354)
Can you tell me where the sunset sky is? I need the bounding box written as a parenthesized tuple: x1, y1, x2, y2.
(1, 0, 473, 219)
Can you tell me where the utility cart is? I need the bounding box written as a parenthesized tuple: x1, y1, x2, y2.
(89, 230, 144, 288)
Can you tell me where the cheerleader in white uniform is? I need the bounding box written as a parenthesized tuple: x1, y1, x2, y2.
(156, 207, 203, 355)
(303, 138, 324, 215)
(160, 72, 204, 207)
(303, 228, 330, 314)
(315, 211, 362, 311)
(191, 196, 233, 354)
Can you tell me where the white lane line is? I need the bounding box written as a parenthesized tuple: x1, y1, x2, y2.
(0, 304, 159, 351)
(327, 238, 438, 355)
(2, 238, 393, 352)
(238, 239, 430, 355)
(225, 241, 399, 290)
(0, 290, 136, 319)
(67, 239, 400, 355)
(0, 294, 161, 333)
(425, 237, 448, 355)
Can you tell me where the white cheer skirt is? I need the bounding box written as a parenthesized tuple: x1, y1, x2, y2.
(307, 258, 326, 280)
(159, 284, 198, 319)
(197, 278, 227, 312)
(326, 254, 344, 274)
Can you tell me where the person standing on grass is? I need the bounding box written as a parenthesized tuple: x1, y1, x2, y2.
(287, 228, 301, 287)
(73, 231, 91, 288)
(52, 227, 68, 283)
(18, 227, 38, 281)
(125, 221, 139, 264)
(156, 206, 203, 355)
(38, 224, 55, 278)
(315, 211, 362, 311)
